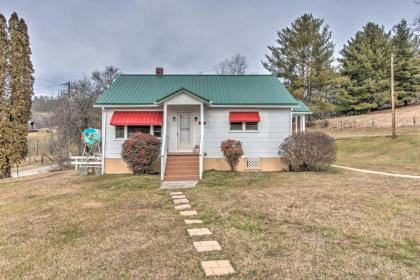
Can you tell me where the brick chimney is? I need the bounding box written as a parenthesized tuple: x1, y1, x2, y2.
(156, 67, 164, 75)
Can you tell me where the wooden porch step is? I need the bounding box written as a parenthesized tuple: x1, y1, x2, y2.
(166, 158, 198, 163)
(165, 170, 199, 176)
(167, 153, 199, 156)
(164, 174, 200, 181)
(164, 153, 200, 181)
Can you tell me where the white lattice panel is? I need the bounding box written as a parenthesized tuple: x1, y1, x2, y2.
(246, 157, 261, 170)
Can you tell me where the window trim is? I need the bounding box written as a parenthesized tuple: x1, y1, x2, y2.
(229, 121, 259, 133)
(114, 125, 162, 140)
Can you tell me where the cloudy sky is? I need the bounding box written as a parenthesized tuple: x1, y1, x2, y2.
(0, 0, 418, 95)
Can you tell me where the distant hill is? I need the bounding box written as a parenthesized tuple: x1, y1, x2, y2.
(315, 103, 420, 129)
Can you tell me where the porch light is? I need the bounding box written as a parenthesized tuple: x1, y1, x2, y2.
(172, 116, 176, 121)
(194, 116, 198, 121)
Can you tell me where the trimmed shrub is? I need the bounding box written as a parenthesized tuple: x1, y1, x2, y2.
(220, 139, 244, 171)
(280, 131, 336, 171)
(121, 132, 161, 175)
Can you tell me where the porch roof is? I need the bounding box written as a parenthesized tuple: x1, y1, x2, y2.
(95, 74, 299, 106)
(292, 99, 312, 113)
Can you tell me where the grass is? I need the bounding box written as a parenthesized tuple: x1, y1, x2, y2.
(335, 134, 420, 175)
(0, 170, 419, 279)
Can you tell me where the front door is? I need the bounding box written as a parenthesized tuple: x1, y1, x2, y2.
(177, 112, 193, 151)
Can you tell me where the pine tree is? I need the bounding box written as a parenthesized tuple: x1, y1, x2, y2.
(0, 12, 34, 178)
(0, 13, 11, 178)
(339, 23, 391, 112)
(263, 14, 335, 107)
(391, 19, 420, 105)
(7, 13, 34, 169)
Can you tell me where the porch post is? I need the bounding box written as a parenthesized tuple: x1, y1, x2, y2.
(161, 103, 168, 181)
(301, 115, 306, 132)
(295, 116, 298, 133)
(199, 103, 204, 179)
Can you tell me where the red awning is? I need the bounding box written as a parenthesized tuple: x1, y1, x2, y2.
(110, 111, 163, 126)
(229, 112, 260, 123)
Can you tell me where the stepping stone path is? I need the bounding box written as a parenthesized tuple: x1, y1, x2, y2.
(172, 195, 187, 199)
(170, 192, 183, 195)
(180, 210, 198, 216)
(184, 219, 203, 224)
(187, 228, 212, 236)
(193, 241, 222, 252)
(201, 260, 235, 276)
(173, 198, 189, 204)
(169, 191, 235, 277)
(175, 204, 191, 210)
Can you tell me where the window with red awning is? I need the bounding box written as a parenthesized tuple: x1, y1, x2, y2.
(110, 111, 163, 126)
(229, 112, 260, 123)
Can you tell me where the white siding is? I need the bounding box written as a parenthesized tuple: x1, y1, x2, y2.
(203, 108, 291, 158)
(103, 106, 292, 159)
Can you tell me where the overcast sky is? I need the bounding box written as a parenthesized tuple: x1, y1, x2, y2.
(0, 0, 418, 95)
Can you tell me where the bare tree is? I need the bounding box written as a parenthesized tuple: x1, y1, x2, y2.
(91, 65, 120, 93)
(215, 53, 248, 75)
(44, 95, 72, 170)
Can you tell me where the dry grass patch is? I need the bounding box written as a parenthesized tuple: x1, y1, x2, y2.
(0, 171, 204, 279)
(0, 169, 419, 279)
(186, 170, 420, 279)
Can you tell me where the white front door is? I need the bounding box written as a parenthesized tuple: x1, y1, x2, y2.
(177, 112, 193, 151)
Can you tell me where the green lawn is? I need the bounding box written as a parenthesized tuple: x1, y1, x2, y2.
(336, 134, 420, 175)
(0, 170, 419, 279)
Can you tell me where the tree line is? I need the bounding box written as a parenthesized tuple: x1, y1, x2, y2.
(32, 66, 120, 169)
(0, 12, 34, 178)
(263, 14, 419, 116)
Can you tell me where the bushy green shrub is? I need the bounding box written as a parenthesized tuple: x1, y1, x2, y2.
(280, 131, 336, 171)
(121, 132, 161, 175)
(220, 139, 244, 171)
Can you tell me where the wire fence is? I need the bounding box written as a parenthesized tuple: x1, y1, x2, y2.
(313, 116, 419, 129)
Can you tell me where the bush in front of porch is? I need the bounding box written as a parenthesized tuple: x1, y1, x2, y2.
(121, 132, 161, 175)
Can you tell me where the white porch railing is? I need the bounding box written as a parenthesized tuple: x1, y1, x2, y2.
(199, 103, 204, 179)
(70, 156, 101, 170)
(160, 134, 168, 181)
(160, 103, 168, 181)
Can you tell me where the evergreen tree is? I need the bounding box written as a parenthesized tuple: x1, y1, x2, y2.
(391, 19, 419, 105)
(263, 14, 335, 107)
(8, 13, 34, 170)
(0, 13, 11, 178)
(0, 12, 34, 178)
(339, 23, 391, 112)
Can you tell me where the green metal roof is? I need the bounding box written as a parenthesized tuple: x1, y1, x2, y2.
(293, 99, 311, 113)
(95, 74, 298, 106)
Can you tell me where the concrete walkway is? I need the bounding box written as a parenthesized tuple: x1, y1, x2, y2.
(331, 165, 420, 179)
(11, 165, 55, 178)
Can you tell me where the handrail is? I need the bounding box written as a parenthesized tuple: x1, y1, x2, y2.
(160, 134, 168, 181)
(199, 134, 204, 179)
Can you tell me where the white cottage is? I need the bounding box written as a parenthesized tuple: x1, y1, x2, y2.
(94, 68, 311, 181)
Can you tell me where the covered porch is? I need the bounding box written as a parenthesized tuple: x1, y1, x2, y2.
(159, 89, 207, 181)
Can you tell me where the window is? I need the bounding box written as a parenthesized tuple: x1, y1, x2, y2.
(115, 126, 125, 139)
(153, 125, 162, 137)
(245, 122, 258, 131)
(230, 122, 243, 131)
(230, 122, 259, 132)
(127, 126, 150, 137)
